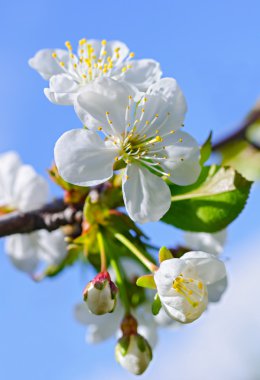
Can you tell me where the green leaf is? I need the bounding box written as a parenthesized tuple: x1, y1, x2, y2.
(200, 131, 212, 165)
(136, 274, 156, 289)
(152, 293, 162, 315)
(159, 246, 173, 263)
(220, 140, 260, 181)
(162, 165, 252, 232)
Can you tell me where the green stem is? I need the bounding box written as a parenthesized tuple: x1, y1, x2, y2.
(109, 255, 130, 314)
(114, 233, 157, 273)
(97, 232, 107, 273)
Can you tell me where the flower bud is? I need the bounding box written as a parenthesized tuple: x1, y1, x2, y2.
(115, 334, 153, 375)
(115, 315, 152, 375)
(83, 271, 118, 315)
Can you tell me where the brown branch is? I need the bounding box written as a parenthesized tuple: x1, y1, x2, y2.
(212, 104, 260, 151)
(0, 199, 83, 237)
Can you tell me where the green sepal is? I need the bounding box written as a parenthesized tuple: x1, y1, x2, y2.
(136, 274, 156, 289)
(151, 293, 162, 316)
(159, 246, 173, 263)
(136, 334, 147, 353)
(118, 336, 130, 356)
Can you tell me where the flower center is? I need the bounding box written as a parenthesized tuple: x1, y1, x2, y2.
(173, 275, 205, 308)
(51, 39, 134, 84)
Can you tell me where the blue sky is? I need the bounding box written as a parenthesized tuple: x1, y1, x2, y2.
(0, 1, 260, 379)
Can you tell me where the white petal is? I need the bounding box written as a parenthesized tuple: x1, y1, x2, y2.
(44, 74, 80, 105)
(106, 40, 129, 64)
(5, 233, 40, 273)
(207, 276, 228, 303)
(36, 229, 67, 266)
(0, 151, 22, 207)
(147, 77, 187, 130)
(54, 129, 118, 186)
(122, 164, 171, 223)
(28, 49, 70, 80)
(13, 165, 48, 211)
(75, 78, 137, 135)
(119, 59, 162, 91)
(74, 302, 123, 344)
(184, 230, 227, 256)
(181, 251, 227, 285)
(154, 258, 188, 296)
(162, 131, 201, 185)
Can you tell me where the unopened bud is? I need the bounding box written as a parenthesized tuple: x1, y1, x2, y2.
(83, 271, 118, 315)
(115, 333, 152, 375)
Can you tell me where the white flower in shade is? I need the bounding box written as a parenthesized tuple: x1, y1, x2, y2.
(83, 271, 118, 315)
(29, 38, 161, 106)
(154, 251, 227, 323)
(184, 229, 227, 256)
(115, 333, 152, 375)
(54, 77, 201, 223)
(0, 151, 66, 274)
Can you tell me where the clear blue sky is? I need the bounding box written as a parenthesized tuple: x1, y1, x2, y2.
(0, 1, 260, 379)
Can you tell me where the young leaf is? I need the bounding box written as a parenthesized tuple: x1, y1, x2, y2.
(152, 293, 162, 315)
(159, 246, 173, 263)
(162, 165, 252, 232)
(200, 131, 212, 165)
(136, 274, 156, 289)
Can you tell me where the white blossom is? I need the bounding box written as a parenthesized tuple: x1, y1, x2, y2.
(184, 229, 227, 256)
(154, 252, 227, 323)
(29, 38, 161, 107)
(54, 77, 201, 223)
(0, 151, 66, 273)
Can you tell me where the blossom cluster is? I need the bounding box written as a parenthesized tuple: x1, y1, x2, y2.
(0, 37, 243, 377)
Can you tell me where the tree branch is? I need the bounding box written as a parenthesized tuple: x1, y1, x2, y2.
(0, 199, 83, 237)
(212, 104, 260, 151)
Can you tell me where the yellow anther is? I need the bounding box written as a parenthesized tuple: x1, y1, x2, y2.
(144, 97, 147, 102)
(82, 74, 87, 79)
(155, 129, 159, 134)
(106, 111, 110, 115)
(145, 121, 149, 125)
(198, 282, 203, 290)
(114, 156, 119, 161)
(65, 41, 72, 51)
(98, 127, 103, 131)
(94, 63, 98, 68)
(70, 53, 75, 59)
(73, 63, 77, 68)
(107, 56, 112, 62)
(116, 53, 120, 59)
(180, 158, 184, 162)
(59, 62, 65, 67)
(128, 95, 133, 100)
(102, 50, 107, 56)
(121, 67, 127, 73)
(52, 52, 57, 59)
(179, 138, 183, 142)
(170, 130, 176, 134)
(126, 175, 129, 180)
(79, 38, 87, 45)
(114, 47, 121, 52)
(103, 68, 108, 73)
(155, 136, 163, 142)
(155, 113, 159, 118)
(192, 302, 199, 308)
(79, 49, 84, 54)
(101, 39, 107, 46)
(127, 64, 132, 69)
(141, 108, 145, 113)
(109, 120, 113, 124)
(129, 52, 135, 58)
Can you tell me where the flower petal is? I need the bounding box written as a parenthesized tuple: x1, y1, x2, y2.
(54, 129, 118, 187)
(122, 164, 171, 223)
(154, 258, 187, 296)
(184, 230, 227, 256)
(207, 276, 228, 303)
(75, 78, 138, 134)
(13, 165, 48, 211)
(162, 131, 201, 185)
(119, 59, 162, 91)
(28, 49, 70, 80)
(5, 233, 40, 273)
(181, 251, 227, 285)
(0, 152, 22, 207)
(44, 73, 80, 105)
(36, 229, 67, 266)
